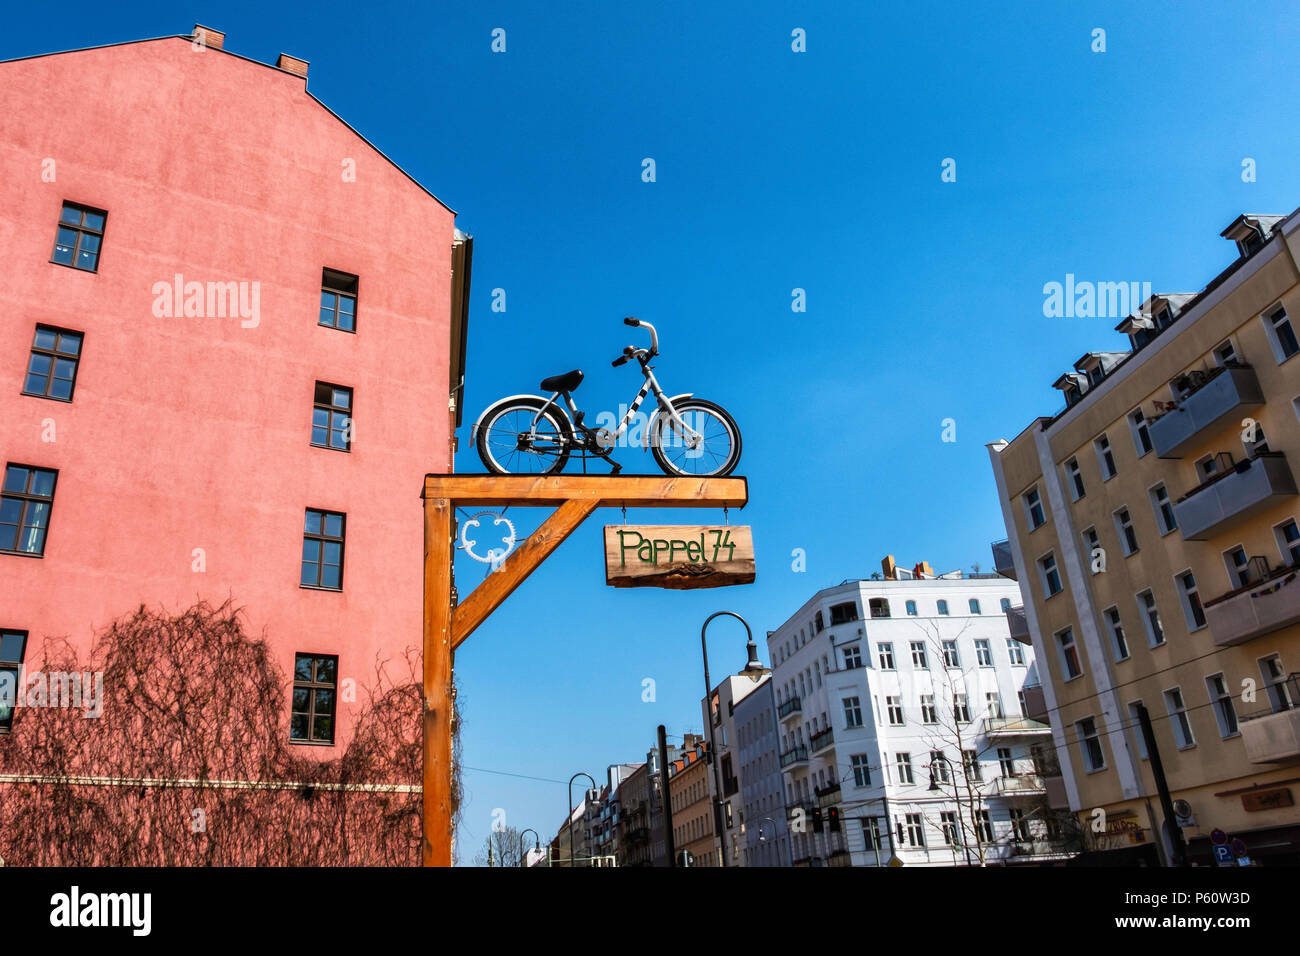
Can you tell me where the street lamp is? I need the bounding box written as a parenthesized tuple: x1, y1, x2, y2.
(700, 610, 765, 869)
(519, 828, 540, 868)
(568, 772, 596, 869)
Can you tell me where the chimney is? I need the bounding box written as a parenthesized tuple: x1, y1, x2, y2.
(915, 560, 933, 579)
(276, 53, 309, 79)
(881, 555, 897, 580)
(192, 24, 225, 50)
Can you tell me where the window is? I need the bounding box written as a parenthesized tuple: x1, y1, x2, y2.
(1104, 606, 1129, 661)
(301, 508, 345, 590)
(963, 749, 982, 781)
(22, 326, 83, 401)
(1129, 408, 1153, 457)
(814, 611, 825, 632)
(1000, 598, 1011, 613)
(997, 747, 1015, 777)
(843, 697, 863, 728)
(895, 752, 914, 785)
(1094, 434, 1117, 479)
(930, 750, 950, 783)
(1064, 457, 1086, 500)
(1215, 340, 1238, 366)
(910, 641, 929, 669)
(850, 754, 871, 787)
(1039, 554, 1062, 597)
(877, 643, 895, 670)
(975, 810, 993, 843)
(936, 599, 949, 616)
(1081, 526, 1101, 573)
(1264, 305, 1300, 362)
(320, 269, 358, 331)
(1150, 484, 1177, 535)
(905, 600, 918, 616)
(1017, 689, 1029, 716)
(953, 694, 971, 722)
(830, 601, 858, 625)
(1077, 717, 1105, 771)
(1206, 674, 1239, 738)
(1261, 656, 1293, 713)
(920, 695, 938, 724)
(1006, 638, 1025, 666)
(986, 693, 1004, 720)
(1137, 590, 1165, 646)
(968, 598, 981, 615)
(1010, 808, 1031, 842)
(1023, 487, 1046, 529)
(940, 811, 960, 846)
(942, 640, 960, 668)
(1, 465, 58, 556)
(1276, 519, 1300, 568)
(0, 629, 27, 733)
(1177, 571, 1206, 630)
(1225, 546, 1252, 588)
(904, 813, 925, 848)
(868, 599, 890, 619)
(1127, 701, 1149, 759)
(1164, 688, 1195, 749)
(975, 639, 993, 667)
(1114, 508, 1139, 555)
(51, 201, 106, 272)
(311, 382, 353, 451)
(1055, 627, 1082, 680)
(290, 653, 338, 744)
(842, 645, 862, 670)
(885, 696, 904, 725)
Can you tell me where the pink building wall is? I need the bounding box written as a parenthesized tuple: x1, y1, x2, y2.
(0, 34, 459, 754)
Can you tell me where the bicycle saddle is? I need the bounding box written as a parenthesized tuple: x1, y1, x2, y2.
(540, 369, 584, 392)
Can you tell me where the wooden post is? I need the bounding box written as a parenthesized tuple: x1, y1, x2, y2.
(422, 495, 454, 867)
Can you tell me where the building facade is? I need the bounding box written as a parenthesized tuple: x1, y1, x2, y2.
(989, 209, 1300, 865)
(668, 739, 716, 867)
(768, 559, 1070, 866)
(701, 665, 770, 866)
(734, 676, 792, 866)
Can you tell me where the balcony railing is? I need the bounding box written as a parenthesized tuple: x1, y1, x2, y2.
(1006, 605, 1029, 644)
(815, 782, 842, 808)
(1241, 705, 1300, 764)
(1173, 452, 1298, 540)
(1204, 564, 1300, 647)
(984, 717, 1052, 737)
(988, 773, 1047, 797)
(809, 727, 835, 754)
(778, 696, 802, 721)
(1149, 363, 1264, 458)
(780, 745, 809, 769)
(992, 539, 1017, 580)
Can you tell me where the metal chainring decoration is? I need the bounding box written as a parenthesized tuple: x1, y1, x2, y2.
(459, 510, 518, 570)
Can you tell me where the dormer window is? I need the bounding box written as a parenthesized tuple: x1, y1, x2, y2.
(1154, 306, 1174, 330)
(1239, 230, 1265, 256)
(1065, 384, 1082, 405)
(1087, 365, 1105, 386)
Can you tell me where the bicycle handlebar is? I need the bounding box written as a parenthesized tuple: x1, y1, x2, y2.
(613, 318, 658, 365)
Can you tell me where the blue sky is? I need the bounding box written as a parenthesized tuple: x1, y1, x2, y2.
(7, 0, 1299, 862)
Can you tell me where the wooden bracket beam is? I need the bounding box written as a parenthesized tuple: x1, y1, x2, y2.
(420, 473, 748, 866)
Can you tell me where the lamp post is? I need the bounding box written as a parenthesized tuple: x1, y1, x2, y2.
(927, 754, 975, 866)
(519, 828, 540, 868)
(700, 610, 766, 869)
(753, 815, 781, 866)
(568, 772, 596, 868)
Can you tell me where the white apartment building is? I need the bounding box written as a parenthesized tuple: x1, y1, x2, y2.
(700, 666, 770, 867)
(768, 556, 1074, 866)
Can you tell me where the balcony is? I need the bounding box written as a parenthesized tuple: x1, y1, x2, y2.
(992, 539, 1017, 580)
(809, 727, 835, 754)
(778, 696, 802, 722)
(1006, 605, 1030, 644)
(815, 782, 842, 808)
(626, 826, 650, 845)
(988, 773, 1047, 798)
(1241, 705, 1300, 764)
(984, 717, 1052, 738)
(1009, 839, 1077, 860)
(1173, 453, 1297, 541)
(1149, 364, 1264, 458)
(1204, 564, 1300, 647)
(780, 745, 809, 770)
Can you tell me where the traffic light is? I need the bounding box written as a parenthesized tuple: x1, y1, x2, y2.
(827, 807, 841, 832)
(812, 807, 824, 833)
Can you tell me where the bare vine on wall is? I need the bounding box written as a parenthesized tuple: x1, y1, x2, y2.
(0, 600, 458, 866)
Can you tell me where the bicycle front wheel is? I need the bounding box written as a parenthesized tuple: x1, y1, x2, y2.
(475, 397, 572, 474)
(651, 398, 742, 477)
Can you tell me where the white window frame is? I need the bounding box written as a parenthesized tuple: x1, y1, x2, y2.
(1176, 569, 1206, 631)
(1262, 303, 1300, 364)
(1113, 507, 1139, 556)
(1149, 482, 1177, 535)
(1274, 518, 1300, 568)
(1129, 407, 1153, 457)
(1094, 434, 1118, 480)
(1137, 589, 1165, 647)
(1064, 456, 1086, 501)
(1076, 716, 1106, 772)
(1006, 638, 1025, 666)
(1163, 686, 1196, 749)
(1055, 626, 1082, 681)
(1039, 552, 1062, 598)
(1206, 673, 1239, 739)
(1104, 605, 1129, 662)
(1081, 526, 1102, 574)
(1023, 486, 1046, 530)
(975, 639, 993, 667)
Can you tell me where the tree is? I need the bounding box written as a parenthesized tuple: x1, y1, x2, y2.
(473, 824, 527, 867)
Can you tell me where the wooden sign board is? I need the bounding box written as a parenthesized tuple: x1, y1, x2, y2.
(604, 525, 755, 590)
(1241, 788, 1293, 812)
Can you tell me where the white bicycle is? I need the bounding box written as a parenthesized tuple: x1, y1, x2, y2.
(473, 318, 742, 477)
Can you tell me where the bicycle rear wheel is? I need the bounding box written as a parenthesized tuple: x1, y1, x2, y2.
(475, 397, 572, 474)
(651, 398, 742, 477)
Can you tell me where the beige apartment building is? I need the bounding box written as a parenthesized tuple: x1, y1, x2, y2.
(669, 740, 719, 867)
(989, 209, 1300, 866)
